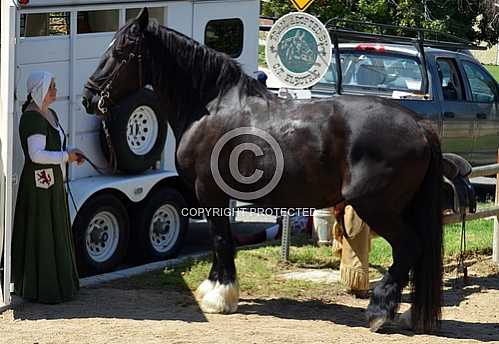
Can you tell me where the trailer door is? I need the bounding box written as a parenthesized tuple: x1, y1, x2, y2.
(72, 3, 194, 181)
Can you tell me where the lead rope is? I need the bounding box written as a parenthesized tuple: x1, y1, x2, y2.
(101, 119, 118, 175)
(66, 164, 78, 213)
(58, 116, 118, 213)
(58, 121, 79, 213)
(65, 150, 115, 213)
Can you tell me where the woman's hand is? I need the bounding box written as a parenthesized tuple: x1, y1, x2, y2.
(68, 148, 85, 165)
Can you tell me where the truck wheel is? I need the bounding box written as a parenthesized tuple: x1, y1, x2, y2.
(73, 194, 129, 274)
(133, 188, 189, 260)
(104, 88, 167, 174)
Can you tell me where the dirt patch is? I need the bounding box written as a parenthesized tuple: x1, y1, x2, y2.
(1, 259, 498, 344)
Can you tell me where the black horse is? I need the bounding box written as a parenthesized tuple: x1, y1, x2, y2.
(82, 9, 443, 332)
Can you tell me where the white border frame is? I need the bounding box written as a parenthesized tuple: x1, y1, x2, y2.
(1, 2, 17, 309)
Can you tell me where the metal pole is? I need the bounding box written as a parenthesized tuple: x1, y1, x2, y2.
(417, 30, 429, 95)
(494, 149, 499, 264)
(332, 29, 342, 95)
(281, 214, 291, 261)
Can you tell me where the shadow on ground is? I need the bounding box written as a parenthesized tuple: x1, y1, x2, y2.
(443, 273, 499, 307)
(239, 295, 499, 342)
(11, 279, 207, 323)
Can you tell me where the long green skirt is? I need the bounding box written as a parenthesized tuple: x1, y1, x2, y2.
(12, 165, 80, 304)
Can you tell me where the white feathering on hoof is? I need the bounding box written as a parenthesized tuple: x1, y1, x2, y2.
(199, 281, 239, 314)
(369, 314, 388, 333)
(196, 279, 217, 299)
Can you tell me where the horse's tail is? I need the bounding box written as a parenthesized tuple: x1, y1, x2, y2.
(409, 121, 443, 331)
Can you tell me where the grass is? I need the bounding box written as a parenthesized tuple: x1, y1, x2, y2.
(125, 245, 344, 299)
(484, 65, 499, 81)
(443, 218, 494, 258)
(121, 218, 494, 299)
(368, 218, 494, 267)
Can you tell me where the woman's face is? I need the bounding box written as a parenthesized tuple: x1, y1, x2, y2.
(44, 79, 57, 105)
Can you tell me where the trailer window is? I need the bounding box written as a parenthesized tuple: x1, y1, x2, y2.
(205, 19, 243, 58)
(126, 8, 166, 25)
(77, 10, 119, 34)
(20, 12, 70, 37)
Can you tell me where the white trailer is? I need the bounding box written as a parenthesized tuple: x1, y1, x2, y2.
(0, 0, 259, 308)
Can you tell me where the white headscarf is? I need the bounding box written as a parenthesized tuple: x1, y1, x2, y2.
(26, 71, 54, 109)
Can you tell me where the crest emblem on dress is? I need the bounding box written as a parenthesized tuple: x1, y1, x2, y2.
(265, 12, 332, 89)
(35, 168, 55, 189)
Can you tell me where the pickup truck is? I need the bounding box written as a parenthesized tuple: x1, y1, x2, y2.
(310, 43, 499, 165)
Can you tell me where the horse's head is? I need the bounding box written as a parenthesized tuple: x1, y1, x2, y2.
(82, 8, 151, 115)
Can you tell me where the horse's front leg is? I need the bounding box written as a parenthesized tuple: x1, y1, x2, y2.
(196, 213, 239, 313)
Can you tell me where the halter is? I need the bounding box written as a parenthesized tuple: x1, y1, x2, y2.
(85, 36, 145, 115)
(83, 35, 145, 175)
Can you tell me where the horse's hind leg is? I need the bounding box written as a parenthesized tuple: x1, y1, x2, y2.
(356, 211, 422, 332)
(196, 213, 239, 313)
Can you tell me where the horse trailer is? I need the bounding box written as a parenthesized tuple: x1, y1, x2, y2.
(0, 0, 259, 308)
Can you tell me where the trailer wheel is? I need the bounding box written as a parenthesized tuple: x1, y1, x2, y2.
(73, 194, 129, 274)
(133, 187, 188, 260)
(103, 88, 167, 174)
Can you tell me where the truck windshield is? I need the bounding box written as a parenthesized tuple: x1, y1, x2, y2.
(319, 51, 424, 94)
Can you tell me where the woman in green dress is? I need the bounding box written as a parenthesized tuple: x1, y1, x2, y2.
(12, 71, 84, 304)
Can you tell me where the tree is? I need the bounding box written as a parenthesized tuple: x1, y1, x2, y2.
(475, 0, 499, 44)
(261, 0, 499, 46)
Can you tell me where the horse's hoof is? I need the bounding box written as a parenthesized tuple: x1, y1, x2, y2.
(369, 314, 388, 332)
(199, 281, 239, 314)
(196, 279, 217, 299)
(397, 309, 413, 330)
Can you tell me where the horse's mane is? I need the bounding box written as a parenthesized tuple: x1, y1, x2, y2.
(138, 22, 273, 112)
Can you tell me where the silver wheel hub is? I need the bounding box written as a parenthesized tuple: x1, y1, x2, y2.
(127, 105, 159, 155)
(150, 204, 180, 253)
(86, 211, 120, 263)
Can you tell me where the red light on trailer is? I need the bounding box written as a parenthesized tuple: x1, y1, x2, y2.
(355, 44, 385, 52)
(19, 0, 29, 5)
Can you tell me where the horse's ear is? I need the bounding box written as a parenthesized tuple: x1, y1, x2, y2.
(136, 7, 149, 31)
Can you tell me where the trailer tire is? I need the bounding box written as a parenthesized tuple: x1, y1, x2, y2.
(103, 88, 167, 174)
(73, 194, 129, 274)
(132, 187, 189, 261)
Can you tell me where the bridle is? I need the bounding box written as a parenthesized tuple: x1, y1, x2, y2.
(83, 34, 146, 174)
(85, 36, 145, 115)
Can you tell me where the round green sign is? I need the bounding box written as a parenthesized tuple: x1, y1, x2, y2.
(265, 12, 332, 89)
(277, 28, 318, 74)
